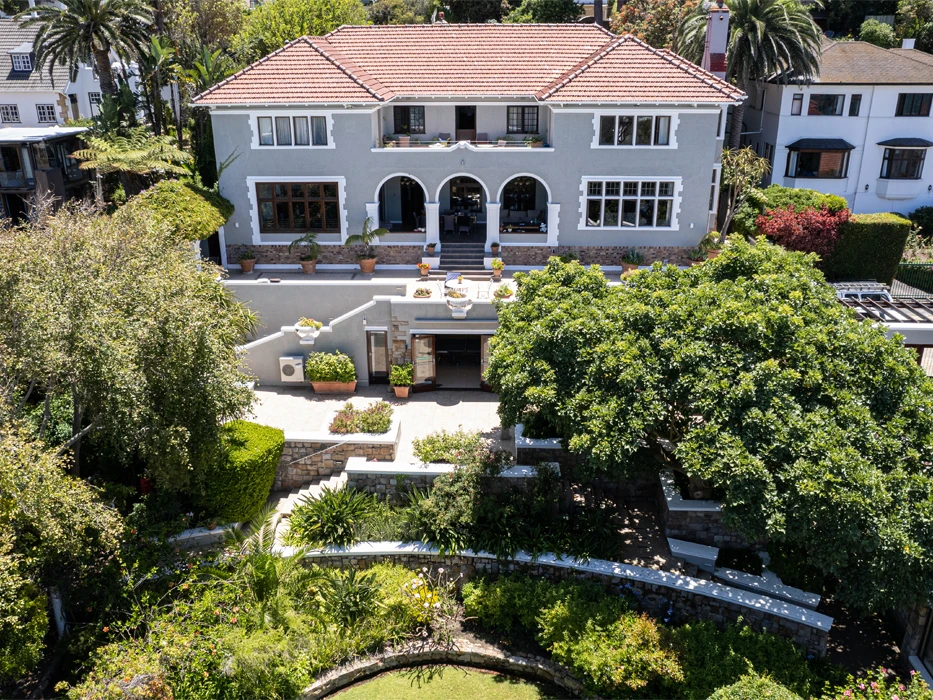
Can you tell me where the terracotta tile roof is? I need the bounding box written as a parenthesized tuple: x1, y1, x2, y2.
(194, 24, 743, 105)
(538, 37, 744, 102)
(810, 41, 933, 84)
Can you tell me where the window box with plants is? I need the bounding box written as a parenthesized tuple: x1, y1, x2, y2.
(238, 248, 256, 273)
(621, 248, 644, 274)
(295, 317, 322, 341)
(524, 135, 544, 148)
(305, 350, 357, 393)
(288, 231, 320, 274)
(345, 217, 388, 274)
(493, 286, 514, 301)
(389, 363, 413, 398)
(490, 257, 505, 278)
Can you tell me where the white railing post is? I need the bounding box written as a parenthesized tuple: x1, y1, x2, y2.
(425, 202, 440, 247)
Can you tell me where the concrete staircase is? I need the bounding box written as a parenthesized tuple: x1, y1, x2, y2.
(439, 242, 486, 271)
(273, 471, 348, 518)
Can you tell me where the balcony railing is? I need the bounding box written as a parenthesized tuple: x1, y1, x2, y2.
(378, 137, 548, 150)
(0, 170, 27, 188)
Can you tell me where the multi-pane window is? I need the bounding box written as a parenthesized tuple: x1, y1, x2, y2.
(507, 106, 539, 134)
(880, 148, 926, 179)
(896, 93, 933, 116)
(808, 94, 845, 116)
(791, 94, 803, 115)
(849, 94, 862, 117)
(393, 106, 425, 134)
(597, 115, 671, 146)
(584, 179, 675, 228)
(0, 105, 20, 123)
(11, 53, 31, 71)
(785, 150, 850, 178)
(36, 104, 56, 123)
(256, 182, 340, 233)
(257, 115, 327, 146)
(88, 92, 102, 116)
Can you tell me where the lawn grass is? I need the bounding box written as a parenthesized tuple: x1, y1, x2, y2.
(333, 667, 564, 699)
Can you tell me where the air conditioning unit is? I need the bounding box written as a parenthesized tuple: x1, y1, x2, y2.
(279, 356, 304, 383)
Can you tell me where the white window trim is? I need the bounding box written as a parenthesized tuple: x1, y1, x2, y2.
(0, 104, 21, 123)
(246, 175, 348, 244)
(590, 110, 680, 149)
(577, 176, 682, 231)
(11, 53, 31, 71)
(248, 110, 336, 150)
(36, 104, 57, 123)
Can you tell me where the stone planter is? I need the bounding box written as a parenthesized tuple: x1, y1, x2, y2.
(446, 295, 471, 308)
(311, 381, 357, 394)
(295, 326, 320, 342)
(392, 385, 410, 398)
(300, 259, 317, 274)
(358, 257, 377, 274)
(239, 258, 256, 273)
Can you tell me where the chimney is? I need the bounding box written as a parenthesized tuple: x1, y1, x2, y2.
(903, 38, 917, 49)
(702, 0, 730, 80)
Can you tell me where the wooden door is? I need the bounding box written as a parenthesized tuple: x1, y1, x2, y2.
(412, 334, 436, 392)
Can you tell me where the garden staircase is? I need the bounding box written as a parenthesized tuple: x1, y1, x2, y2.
(271, 471, 348, 543)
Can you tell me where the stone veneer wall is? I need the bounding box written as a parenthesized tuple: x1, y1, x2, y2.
(227, 244, 423, 266)
(659, 472, 762, 549)
(391, 319, 410, 366)
(896, 603, 931, 658)
(502, 245, 693, 267)
(275, 440, 397, 491)
(345, 471, 439, 505)
(299, 546, 830, 657)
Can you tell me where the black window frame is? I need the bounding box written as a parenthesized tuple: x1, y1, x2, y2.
(507, 106, 539, 134)
(785, 149, 850, 179)
(808, 94, 845, 116)
(896, 93, 933, 117)
(256, 181, 341, 233)
(393, 106, 425, 134)
(880, 148, 927, 179)
(849, 94, 862, 117)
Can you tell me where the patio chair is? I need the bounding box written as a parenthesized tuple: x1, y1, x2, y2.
(457, 215, 472, 236)
(497, 139, 507, 147)
(443, 214, 455, 237)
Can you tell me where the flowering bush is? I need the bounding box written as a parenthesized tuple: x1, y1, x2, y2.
(329, 401, 393, 434)
(826, 668, 932, 699)
(756, 205, 850, 259)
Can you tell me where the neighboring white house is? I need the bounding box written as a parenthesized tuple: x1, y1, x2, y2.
(744, 39, 933, 215)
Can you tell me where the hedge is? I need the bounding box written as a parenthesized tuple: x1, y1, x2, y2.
(824, 212, 911, 284)
(733, 185, 848, 237)
(120, 180, 234, 241)
(196, 420, 284, 522)
(707, 674, 802, 700)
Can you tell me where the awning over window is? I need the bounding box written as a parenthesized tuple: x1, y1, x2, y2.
(786, 138, 856, 150)
(877, 138, 933, 148)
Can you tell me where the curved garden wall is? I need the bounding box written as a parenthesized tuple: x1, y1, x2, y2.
(284, 541, 833, 657)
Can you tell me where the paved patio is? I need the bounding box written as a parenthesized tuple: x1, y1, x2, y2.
(249, 385, 505, 461)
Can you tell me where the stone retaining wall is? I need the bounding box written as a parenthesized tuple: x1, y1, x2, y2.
(275, 440, 397, 491)
(502, 245, 693, 267)
(345, 470, 439, 505)
(301, 638, 586, 699)
(295, 544, 831, 657)
(227, 244, 422, 267)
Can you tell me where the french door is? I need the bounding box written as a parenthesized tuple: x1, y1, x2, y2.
(366, 331, 389, 384)
(412, 334, 436, 392)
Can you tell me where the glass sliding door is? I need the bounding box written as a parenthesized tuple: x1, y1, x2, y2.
(412, 334, 435, 391)
(366, 331, 389, 384)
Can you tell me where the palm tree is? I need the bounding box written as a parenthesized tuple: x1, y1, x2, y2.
(676, 0, 823, 151)
(345, 216, 389, 261)
(137, 37, 176, 136)
(19, 0, 154, 98)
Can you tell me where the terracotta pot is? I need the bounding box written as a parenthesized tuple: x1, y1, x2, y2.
(492, 268, 502, 278)
(426, 245, 437, 255)
(706, 249, 721, 260)
(420, 271, 429, 279)
(491, 245, 500, 254)
(239, 258, 256, 273)
(358, 257, 377, 274)
(622, 262, 639, 274)
(311, 380, 357, 394)
(300, 259, 317, 274)
(393, 385, 410, 398)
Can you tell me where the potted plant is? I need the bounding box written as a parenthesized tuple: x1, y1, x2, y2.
(296, 317, 322, 340)
(490, 257, 505, 279)
(288, 231, 321, 274)
(524, 135, 544, 148)
(701, 231, 723, 259)
(493, 286, 514, 300)
(238, 249, 256, 273)
(345, 217, 389, 274)
(446, 289, 470, 307)
(490, 241, 500, 255)
(413, 287, 432, 298)
(418, 262, 431, 278)
(426, 241, 437, 255)
(687, 248, 706, 266)
(390, 363, 413, 398)
(305, 351, 357, 393)
(621, 248, 644, 274)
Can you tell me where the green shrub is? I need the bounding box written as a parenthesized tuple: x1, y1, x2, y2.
(462, 574, 556, 633)
(412, 428, 485, 463)
(120, 179, 234, 241)
(824, 212, 911, 284)
(824, 667, 933, 699)
(286, 486, 375, 547)
(859, 18, 898, 48)
(708, 674, 802, 699)
(305, 351, 356, 383)
(195, 420, 284, 522)
(389, 363, 413, 387)
(732, 185, 848, 237)
(328, 401, 393, 434)
(0, 542, 47, 684)
(910, 205, 933, 238)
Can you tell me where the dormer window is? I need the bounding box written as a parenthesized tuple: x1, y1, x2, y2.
(10, 53, 31, 72)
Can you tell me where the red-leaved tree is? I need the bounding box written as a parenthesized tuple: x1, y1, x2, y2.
(756, 205, 851, 259)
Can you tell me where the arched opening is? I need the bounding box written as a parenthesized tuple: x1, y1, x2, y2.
(377, 175, 427, 232)
(438, 175, 487, 242)
(499, 175, 548, 233)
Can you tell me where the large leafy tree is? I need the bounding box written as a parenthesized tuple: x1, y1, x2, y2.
(676, 0, 823, 150)
(18, 0, 154, 97)
(506, 0, 583, 23)
(486, 243, 933, 611)
(610, 0, 698, 48)
(0, 202, 257, 486)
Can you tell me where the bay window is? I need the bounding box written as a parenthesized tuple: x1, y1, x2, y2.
(881, 148, 926, 179)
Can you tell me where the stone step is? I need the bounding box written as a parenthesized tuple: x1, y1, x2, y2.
(276, 471, 348, 517)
